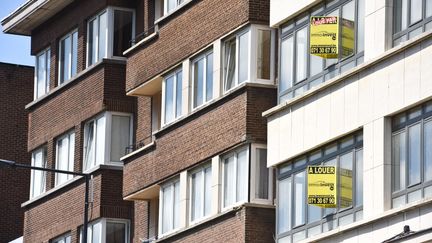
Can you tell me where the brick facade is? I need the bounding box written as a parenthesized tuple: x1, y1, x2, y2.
(0, 63, 33, 242)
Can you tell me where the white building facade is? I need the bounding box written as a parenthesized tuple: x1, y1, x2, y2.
(266, 0, 432, 242)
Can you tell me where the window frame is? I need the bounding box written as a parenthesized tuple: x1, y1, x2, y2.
(191, 50, 214, 110)
(188, 162, 212, 225)
(55, 130, 75, 186)
(34, 47, 51, 100)
(80, 218, 130, 243)
(164, 0, 185, 15)
(83, 111, 133, 172)
(278, 0, 365, 103)
(158, 177, 181, 237)
(161, 67, 183, 126)
(221, 145, 250, 211)
(53, 233, 71, 243)
(30, 146, 48, 199)
(86, 7, 136, 67)
(58, 28, 78, 85)
(276, 132, 363, 242)
(391, 102, 432, 208)
(250, 144, 273, 205)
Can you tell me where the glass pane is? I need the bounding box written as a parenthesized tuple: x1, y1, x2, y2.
(257, 30, 271, 80)
(280, 36, 294, 92)
(95, 116, 105, 165)
(428, 0, 432, 17)
(325, 143, 337, 155)
(409, 27, 423, 39)
(408, 107, 422, 119)
(167, 0, 176, 13)
(296, 27, 308, 82)
(37, 52, 47, 98)
(425, 185, 432, 198)
(309, 77, 323, 89)
(342, 1, 355, 58)
(256, 148, 269, 199)
(237, 149, 248, 202)
(206, 53, 213, 101)
(224, 39, 236, 91)
(357, 0, 365, 52)
(309, 150, 321, 161)
(193, 58, 204, 108)
(68, 133, 75, 177)
(164, 76, 174, 124)
(191, 171, 203, 221)
(356, 149, 363, 206)
(326, 9, 339, 67)
(89, 18, 97, 65)
(355, 210, 363, 221)
(394, 35, 408, 46)
(408, 189, 422, 203)
(294, 171, 306, 226)
(64, 36, 71, 82)
(278, 177, 291, 233)
(106, 222, 126, 243)
(238, 31, 249, 83)
(308, 204, 321, 223)
(176, 71, 182, 118)
(340, 152, 353, 209)
(310, 53, 323, 77)
(308, 225, 321, 237)
(279, 236, 291, 243)
(98, 12, 108, 61)
(339, 214, 354, 226)
(92, 222, 101, 243)
(56, 136, 68, 185)
(110, 115, 131, 161)
(72, 31, 78, 77)
(84, 121, 95, 170)
(113, 10, 133, 56)
(393, 195, 406, 208)
(174, 181, 181, 229)
(341, 60, 355, 73)
(204, 167, 212, 216)
(279, 163, 292, 174)
(162, 185, 173, 233)
(224, 156, 235, 207)
(395, 0, 409, 32)
(340, 136, 354, 148)
(393, 132, 406, 191)
(408, 124, 421, 185)
(427, 21, 432, 31)
(410, 0, 423, 25)
(425, 121, 432, 181)
(293, 230, 306, 242)
(324, 158, 337, 216)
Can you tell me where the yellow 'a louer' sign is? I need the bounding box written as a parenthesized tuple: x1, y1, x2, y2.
(307, 166, 337, 208)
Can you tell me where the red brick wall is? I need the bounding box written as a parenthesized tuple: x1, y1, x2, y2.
(0, 63, 34, 242)
(244, 206, 276, 243)
(125, 0, 270, 91)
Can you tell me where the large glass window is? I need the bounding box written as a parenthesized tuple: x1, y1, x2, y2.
(223, 30, 250, 91)
(59, 30, 78, 84)
(163, 68, 182, 125)
(165, 0, 185, 14)
(392, 101, 432, 208)
(277, 133, 363, 242)
(84, 112, 132, 171)
(160, 179, 181, 235)
(34, 48, 50, 100)
(279, 0, 365, 102)
(30, 147, 47, 199)
(222, 147, 249, 208)
(80, 219, 129, 243)
(190, 163, 212, 223)
(55, 131, 75, 186)
(192, 51, 213, 109)
(394, 0, 432, 45)
(53, 234, 71, 243)
(87, 8, 134, 67)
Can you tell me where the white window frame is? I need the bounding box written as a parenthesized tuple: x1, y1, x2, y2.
(164, 0, 185, 15)
(158, 177, 181, 237)
(86, 7, 136, 67)
(34, 48, 51, 100)
(188, 162, 212, 225)
(221, 145, 249, 211)
(191, 50, 214, 110)
(58, 29, 78, 85)
(30, 146, 47, 199)
(55, 131, 75, 186)
(53, 233, 71, 243)
(250, 144, 273, 205)
(83, 111, 133, 172)
(161, 68, 183, 126)
(80, 218, 130, 243)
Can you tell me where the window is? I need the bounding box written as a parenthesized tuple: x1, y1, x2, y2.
(223, 30, 250, 91)
(87, 8, 135, 66)
(34, 48, 50, 99)
(83, 112, 132, 171)
(222, 147, 249, 208)
(160, 179, 181, 235)
(80, 219, 129, 243)
(394, 0, 432, 45)
(165, 0, 184, 15)
(55, 131, 75, 186)
(251, 145, 273, 203)
(279, 0, 365, 102)
(53, 233, 71, 243)
(189, 164, 212, 223)
(277, 133, 363, 242)
(392, 101, 432, 208)
(59, 29, 78, 84)
(162, 68, 182, 125)
(30, 147, 47, 199)
(192, 51, 213, 109)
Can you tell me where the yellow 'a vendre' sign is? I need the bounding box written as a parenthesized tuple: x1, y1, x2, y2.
(310, 16, 339, 59)
(307, 166, 337, 208)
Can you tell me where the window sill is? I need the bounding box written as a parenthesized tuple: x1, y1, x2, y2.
(120, 141, 155, 161)
(26, 57, 127, 110)
(263, 30, 432, 118)
(124, 32, 158, 56)
(21, 164, 123, 208)
(298, 197, 432, 243)
(154, 0, 194, 26)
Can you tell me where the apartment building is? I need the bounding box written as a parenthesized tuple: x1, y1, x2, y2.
(120, 0, 277, 242)
(0, 62, 33, 243)
(2, 0, 139, 242)
(266, 0, 432, 242)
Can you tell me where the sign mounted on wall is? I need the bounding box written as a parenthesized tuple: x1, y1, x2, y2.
(307, 165, 337, 208)
(310, 16, 339, 59)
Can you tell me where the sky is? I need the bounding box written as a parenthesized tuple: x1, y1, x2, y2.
(0, 0, 33, 66)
